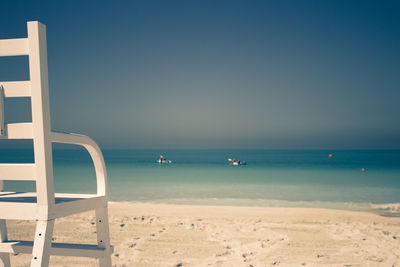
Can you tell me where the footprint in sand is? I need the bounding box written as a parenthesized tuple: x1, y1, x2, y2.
(215, 249, 231, 257)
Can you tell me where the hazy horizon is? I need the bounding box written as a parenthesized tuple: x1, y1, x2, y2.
(1, 0, 399, 150)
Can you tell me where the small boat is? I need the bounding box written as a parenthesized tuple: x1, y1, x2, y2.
(228, 158, 246, 166)
(157, 155, 172, 164)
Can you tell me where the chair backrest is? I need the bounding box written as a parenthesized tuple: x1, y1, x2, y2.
(0, 21, 55, 207)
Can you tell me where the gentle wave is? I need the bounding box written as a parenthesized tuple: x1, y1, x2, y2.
(371, 203, 400, 213)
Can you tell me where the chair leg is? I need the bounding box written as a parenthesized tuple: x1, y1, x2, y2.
(30, 220, 54, 267)
(0, 254, 10, 267)
(0, 220, 10, 267)
(95, 207, 112, 267)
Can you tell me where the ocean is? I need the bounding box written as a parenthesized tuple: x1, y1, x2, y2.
(1, 149, 400, 214)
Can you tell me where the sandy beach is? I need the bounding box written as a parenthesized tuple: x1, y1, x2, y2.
(6, 202, 400, 267)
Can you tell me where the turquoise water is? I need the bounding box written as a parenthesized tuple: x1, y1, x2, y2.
(1, 149, 400, 212)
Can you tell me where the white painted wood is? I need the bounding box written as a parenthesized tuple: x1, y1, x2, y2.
(0, 241, 114, 258)
(0, 191, 98, 200)
(54, 195, 106, 218)
(0, 164, 36, 180)
(0, 221, 8, 243)
(30, 220, 54, 267)
(0, 192, 106, 220)
(95, 208, 112, 267)
(0, 38, 29, 57)
(0, 202, 38, 220)
(0, 21, 112, 266)
(0, 122, 3, 267)
(51, 132, 108, 196)
(0, 220, 10, 267)
(28, 21, 55, 208)
(0, 81, 31, 98)
(2, 123, 34, 139)
(0, 87, 4, 137)
(0, 252, 10, 266)
(0, 191, 102, 200)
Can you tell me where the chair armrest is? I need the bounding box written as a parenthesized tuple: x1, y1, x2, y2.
(50, 131, 108, 197)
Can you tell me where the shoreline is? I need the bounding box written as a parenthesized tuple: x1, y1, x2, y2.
(8, 202, 400, 266)
(108, 199, 400, 217)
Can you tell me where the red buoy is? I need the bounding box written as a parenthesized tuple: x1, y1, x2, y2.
(329, 154, 333, 158)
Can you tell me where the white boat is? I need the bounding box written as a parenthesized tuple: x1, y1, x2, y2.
(157, 155, 172, 164)
(228, 158, 246, 166)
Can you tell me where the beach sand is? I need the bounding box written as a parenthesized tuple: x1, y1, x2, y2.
(7, 202, 400, 266)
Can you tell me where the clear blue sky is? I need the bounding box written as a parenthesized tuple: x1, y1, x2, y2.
(1, 0, 399, 149)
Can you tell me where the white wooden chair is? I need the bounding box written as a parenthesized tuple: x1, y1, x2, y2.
(0, 21, 112, 267)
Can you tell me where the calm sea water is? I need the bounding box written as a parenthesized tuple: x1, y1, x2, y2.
(1, 149, 400, 213)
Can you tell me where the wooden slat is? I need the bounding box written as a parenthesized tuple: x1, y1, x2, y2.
(0, 86, 4, 137)
(0, 241, 113, 258)
(0, 192, 106, 220)
(0, 192, 100, 201)
(0, 202, 37, 220)
(0, 81, 31, 97)
(54, 195, 106, 218)
(0, 38, 29, 57)
(0, 164, 35, 180)
(3, 123, 33, 139)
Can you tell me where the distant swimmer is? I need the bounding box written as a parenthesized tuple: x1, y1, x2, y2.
(361, 168, 366, 172)
(329, 154, 333, 158)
